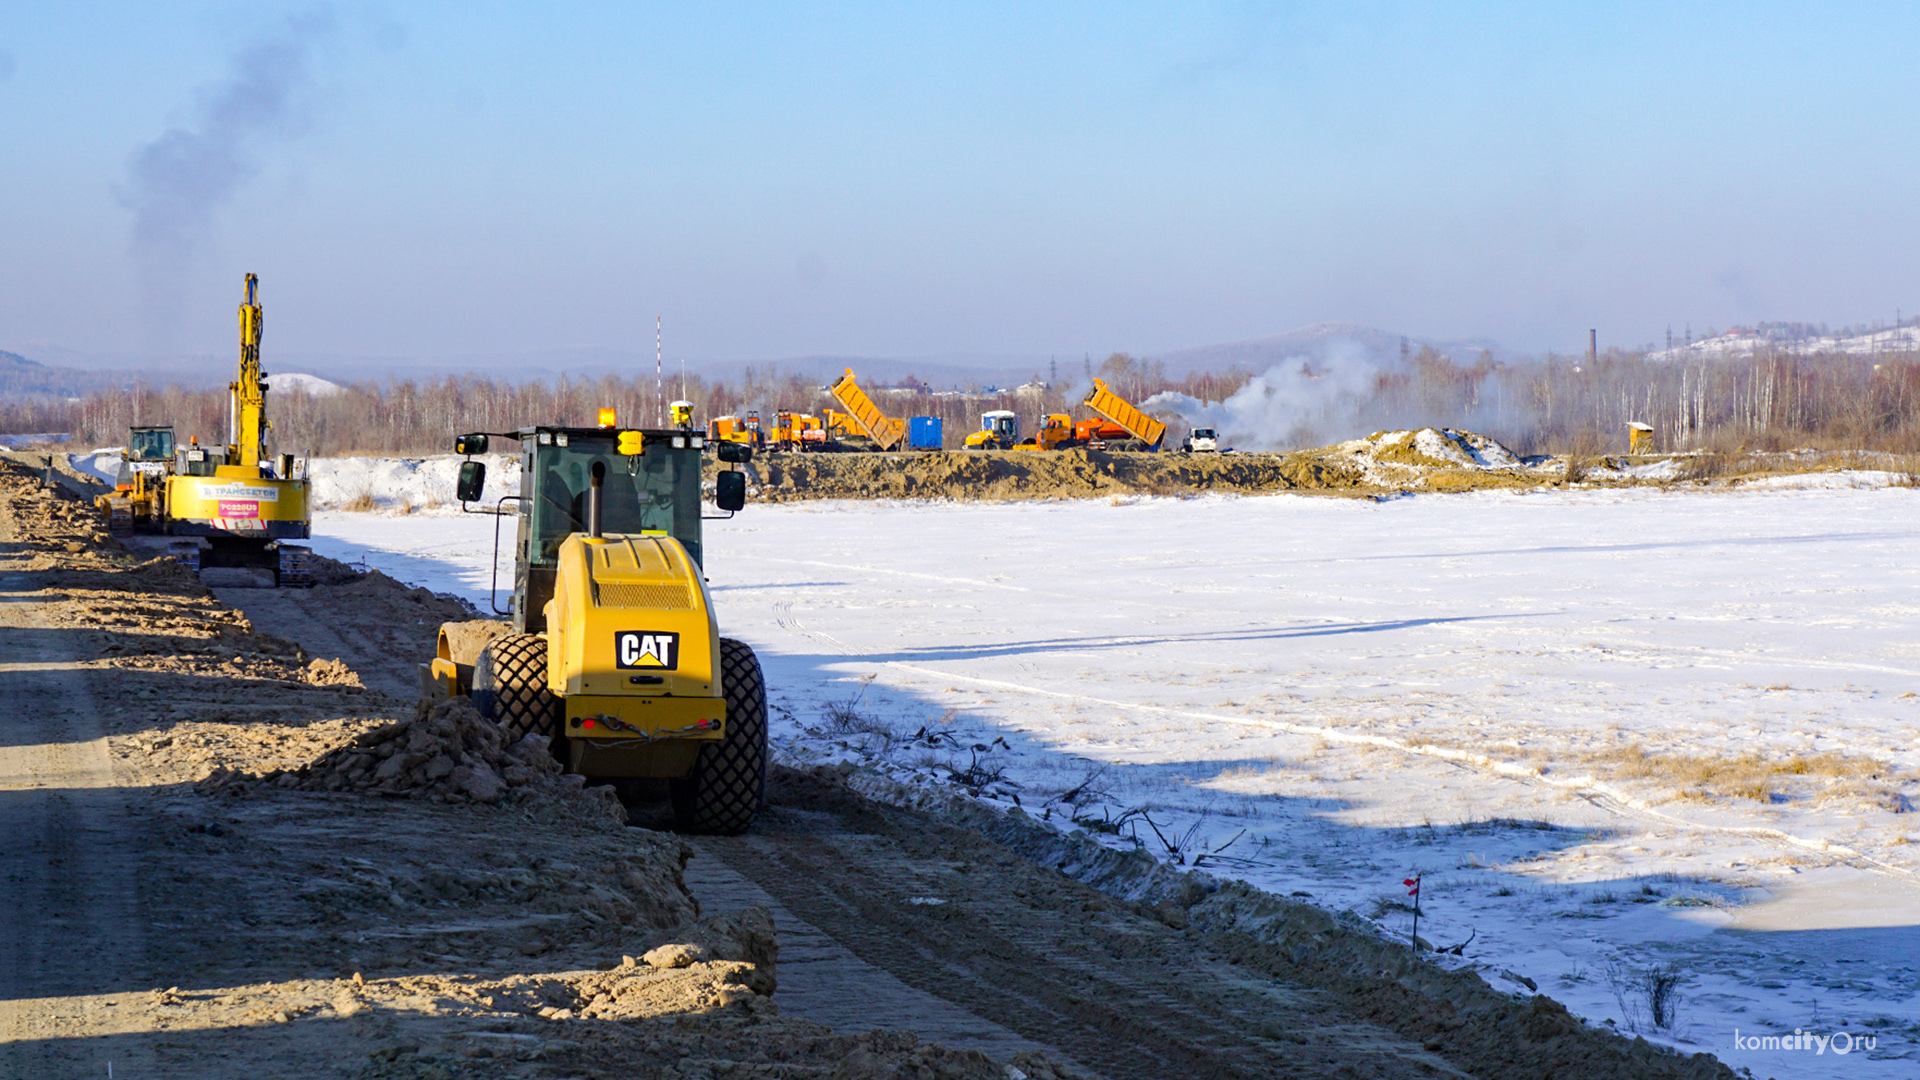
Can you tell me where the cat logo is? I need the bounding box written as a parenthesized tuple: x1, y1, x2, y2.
(614, 631, 679, 670)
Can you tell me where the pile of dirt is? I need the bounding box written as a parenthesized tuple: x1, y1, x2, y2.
(713, 429, 1564, 501)
(722, 446, 1369, 501)
(199, 696, 614, 812)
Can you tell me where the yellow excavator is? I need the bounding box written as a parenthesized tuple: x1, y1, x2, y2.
(162, 274, 313, 585)
(424, 413, 766, 833)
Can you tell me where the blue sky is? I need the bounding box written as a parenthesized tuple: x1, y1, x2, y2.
(2, 2, 1918, 369)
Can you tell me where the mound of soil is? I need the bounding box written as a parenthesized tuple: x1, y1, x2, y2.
(197, 697, 609, 812)
(726, 446, 1368, 501)
(714, 429, 1559, 501)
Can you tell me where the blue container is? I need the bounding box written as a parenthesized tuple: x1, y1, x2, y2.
(908, 416, 943, 450)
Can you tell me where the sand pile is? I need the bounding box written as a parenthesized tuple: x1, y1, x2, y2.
(199, 697, 611, 813)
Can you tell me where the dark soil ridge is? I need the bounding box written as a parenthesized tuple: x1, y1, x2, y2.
(828, 764, 1739, 1080)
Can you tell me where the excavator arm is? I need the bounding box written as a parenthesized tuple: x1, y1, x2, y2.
(230, 273, 267, 469)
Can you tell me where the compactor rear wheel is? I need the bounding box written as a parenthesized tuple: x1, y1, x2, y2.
(474, 633, 561, 743)
(670, 637, 767, 835)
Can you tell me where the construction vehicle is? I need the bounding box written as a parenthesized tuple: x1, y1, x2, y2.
(1080, 378, 1166, 451)
(426, 412, 765, 833)
(963, 410, 1019, 450)
(107, 275, 313, 585)
(826, 368, 906, 451)
(770, 411, 828, 451)
(95, 425, 175, 534)
(1182, 427, 1219, 453)
(1010, 414, 1076, 452)
(965, 380, 1167, 453)
(708, 412, 764, 450)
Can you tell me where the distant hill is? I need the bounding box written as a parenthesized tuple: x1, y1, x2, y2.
(0, 350, 132, 398)
(1647, 323, 1920, 362)
(3, 321, 1509, 397)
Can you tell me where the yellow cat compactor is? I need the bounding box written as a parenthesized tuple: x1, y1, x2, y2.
(426, 417, 765, 833)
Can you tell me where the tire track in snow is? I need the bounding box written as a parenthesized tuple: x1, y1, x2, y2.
(755, 557, 1920, 888)
(881, 661, 1920, 889)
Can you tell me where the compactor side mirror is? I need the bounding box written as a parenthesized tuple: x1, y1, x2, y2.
(717, 441, 753, 465)
(714, 470, 746, 512)
(457, 460, 487, 503)
(455, 433, 490, 455)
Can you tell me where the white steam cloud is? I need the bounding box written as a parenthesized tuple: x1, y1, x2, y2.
(1143, 340, 1391, 451)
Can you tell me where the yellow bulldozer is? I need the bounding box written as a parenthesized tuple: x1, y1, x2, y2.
(424, 413, 766, 833)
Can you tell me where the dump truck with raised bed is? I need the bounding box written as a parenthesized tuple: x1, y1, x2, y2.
(1081, 377, 1166, 451)
(826, 367, 906, 451)
(425, 414, 766, 833)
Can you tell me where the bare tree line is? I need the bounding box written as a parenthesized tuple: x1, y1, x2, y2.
(18, 348, 1920, 457)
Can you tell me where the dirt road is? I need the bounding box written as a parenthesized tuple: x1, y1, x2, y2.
(0, 458, 1741, 1079)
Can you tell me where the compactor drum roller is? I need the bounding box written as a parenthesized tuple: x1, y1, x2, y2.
(426, 421, 765, 834)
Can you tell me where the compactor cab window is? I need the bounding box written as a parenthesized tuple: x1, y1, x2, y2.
(525, 434, 703, 567)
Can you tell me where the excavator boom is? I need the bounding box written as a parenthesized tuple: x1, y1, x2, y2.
(231, 273, 267, 468)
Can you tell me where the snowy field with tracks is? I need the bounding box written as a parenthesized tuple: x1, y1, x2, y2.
(309, 479, 1920, 1077)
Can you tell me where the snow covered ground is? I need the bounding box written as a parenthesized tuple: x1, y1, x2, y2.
(308, 483, 1920, 1076)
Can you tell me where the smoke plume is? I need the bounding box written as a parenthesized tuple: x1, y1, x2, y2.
(119, 10, 336, 340)
(1143, 340, 1393, 451)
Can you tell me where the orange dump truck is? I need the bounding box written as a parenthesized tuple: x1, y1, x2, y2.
(826, 369, 906, 451)
(1081, 378, 1166, 451)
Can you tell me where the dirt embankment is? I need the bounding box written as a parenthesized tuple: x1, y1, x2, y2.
(729, 446, 1364, 501)
(0, 459, 1055, 1080)
(718, 428, 1566, 502)
(719, 428, 1917, 502)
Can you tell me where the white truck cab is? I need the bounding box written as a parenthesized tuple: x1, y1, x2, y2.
(1184, 427, 1219, 453)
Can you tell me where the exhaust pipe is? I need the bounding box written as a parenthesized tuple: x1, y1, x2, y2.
(588, 461, 605, 538)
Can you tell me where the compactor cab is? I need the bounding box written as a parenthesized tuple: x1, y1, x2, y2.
(427, 420, 766, 834)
